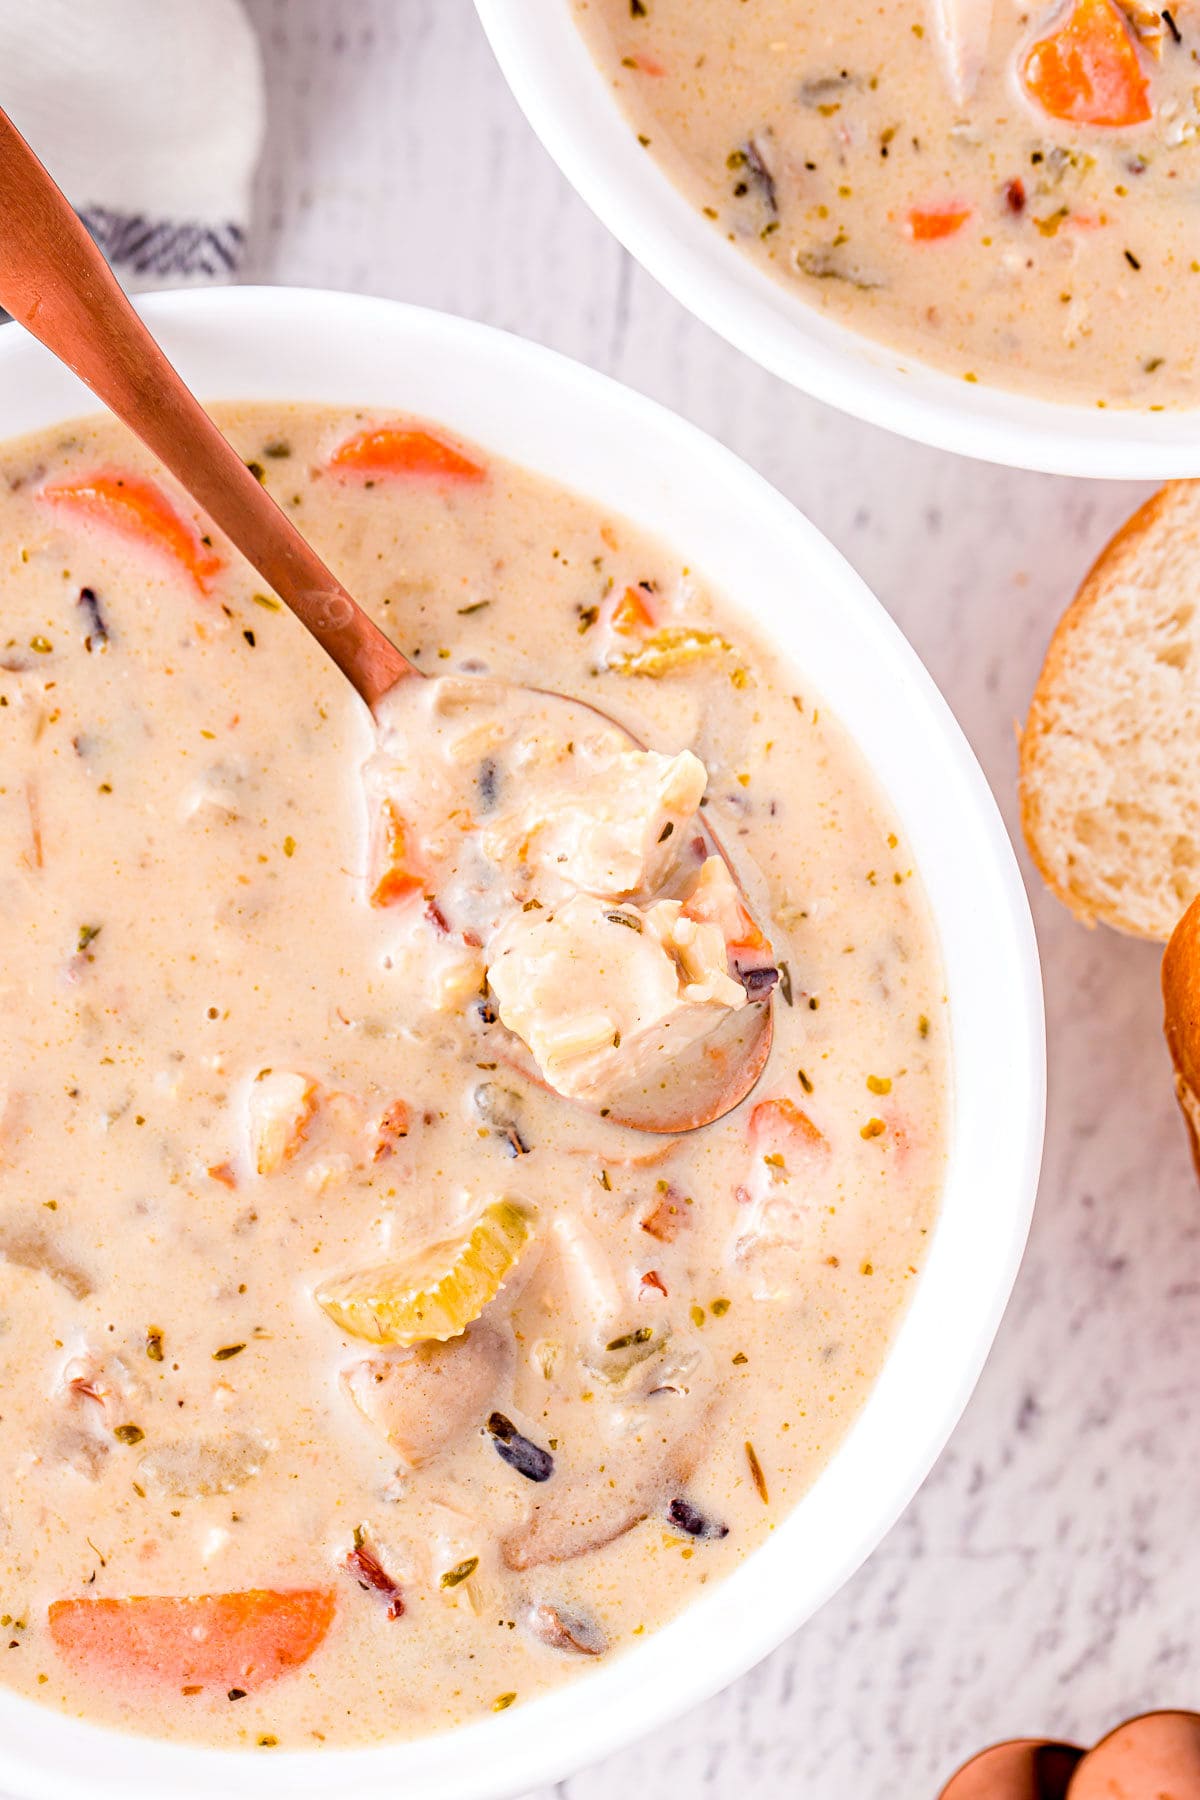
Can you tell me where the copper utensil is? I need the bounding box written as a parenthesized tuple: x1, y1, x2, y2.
(0, 104, 772, 1133)
(939, 1739, 1083, 1800)
(1068, 1711, 1200, 1799)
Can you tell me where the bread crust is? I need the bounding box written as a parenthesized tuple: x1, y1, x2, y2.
(1163, 893, 1200, 1177)
(1019, 480, 1197, 941)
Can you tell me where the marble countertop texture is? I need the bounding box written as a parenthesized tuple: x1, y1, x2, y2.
(237, 3, 1200, 1794)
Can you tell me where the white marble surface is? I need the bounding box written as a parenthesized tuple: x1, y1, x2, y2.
(236, 3, 1200, 1794)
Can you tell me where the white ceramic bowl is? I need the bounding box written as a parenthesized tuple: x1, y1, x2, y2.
(475, 0, 1200, 479)
(0, 286, 1043, 1799)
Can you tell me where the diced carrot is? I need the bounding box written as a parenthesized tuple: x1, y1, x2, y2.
(632, 53, 666, 75)
(682, 858, 768, 954)
(1020, 0, 1151, 127)
(905, 203, 972, 242)
(373, 1098, 410, 1161)
(207, 1160, 237, 1190)
(749, 1098, 829, 1159)
(641, 1269, 669, 1297)
(608, 584, 657, 637)
(371, 800, 424, 909)
(48, 1589, 336, 1690)
(641, 1183, 690, 1242)
(328, 425, 486, 483)
(40, 472, 223, 594)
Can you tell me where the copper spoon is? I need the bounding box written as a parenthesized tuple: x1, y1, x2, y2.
(939, 1739, 1083, 1800)
(1068, 1711, 1200, 1799)
(0, 103, 773, 1132)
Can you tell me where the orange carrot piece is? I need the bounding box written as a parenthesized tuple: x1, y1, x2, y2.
(329, 425, 486, 482)
(373, 1098, 410, 1161)
(48, 1589, 335, 1690)
(40, 472, 223, 594)
(370, 800, 424, 908)
(1021, 0, 1151, 126)
(905, 203, 973, 242)
(609, 585, 657, 636)
(749, 1098, 829, 1158)
(682, 864, 768, 955)
(641, 1183, 690, 1242)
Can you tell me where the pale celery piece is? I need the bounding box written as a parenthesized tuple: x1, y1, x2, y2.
(315, 1200, 533, 1345)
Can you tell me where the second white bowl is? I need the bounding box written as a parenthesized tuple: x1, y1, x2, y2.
(475, 0, 1200, 479)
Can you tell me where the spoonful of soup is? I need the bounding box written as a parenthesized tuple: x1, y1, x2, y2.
(0, 104, 775, 1132)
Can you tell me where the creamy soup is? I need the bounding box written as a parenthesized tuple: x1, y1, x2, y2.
(574, 0, 1200, 408)
(0, 401, 947, 1750)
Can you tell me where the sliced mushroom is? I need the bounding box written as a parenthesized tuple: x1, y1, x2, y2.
(502, 1403, 707, 1570)
(138, 1431, 269, 1498)
(502, 1480, 650, 1570)
(0, 1224, 92, 1299)
(524, 1601, 606, 1656)
(342, 1322, 510, 1467)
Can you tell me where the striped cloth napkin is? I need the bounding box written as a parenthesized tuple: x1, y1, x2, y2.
(0, 0, 265, 288)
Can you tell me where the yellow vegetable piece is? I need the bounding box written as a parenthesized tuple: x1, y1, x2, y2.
(609, 626, 736, 678)
(316, 1200, 533, 1345)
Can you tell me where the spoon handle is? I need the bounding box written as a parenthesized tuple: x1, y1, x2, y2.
(0, 105, 414, 709)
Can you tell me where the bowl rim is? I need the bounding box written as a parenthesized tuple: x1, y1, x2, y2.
(0, 285, 1044, 1799)
(473, 0, 1200, 479)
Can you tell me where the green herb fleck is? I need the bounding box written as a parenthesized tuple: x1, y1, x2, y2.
(213, 1344, 245, 1361)
(605, 910, 643, 932)
(440, 1556, 480, 1589)
(113, 1424, 144, 1445)
(606, 1326, 652, 1352)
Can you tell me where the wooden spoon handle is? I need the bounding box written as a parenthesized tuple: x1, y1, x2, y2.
(0, 105, 413, 709)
